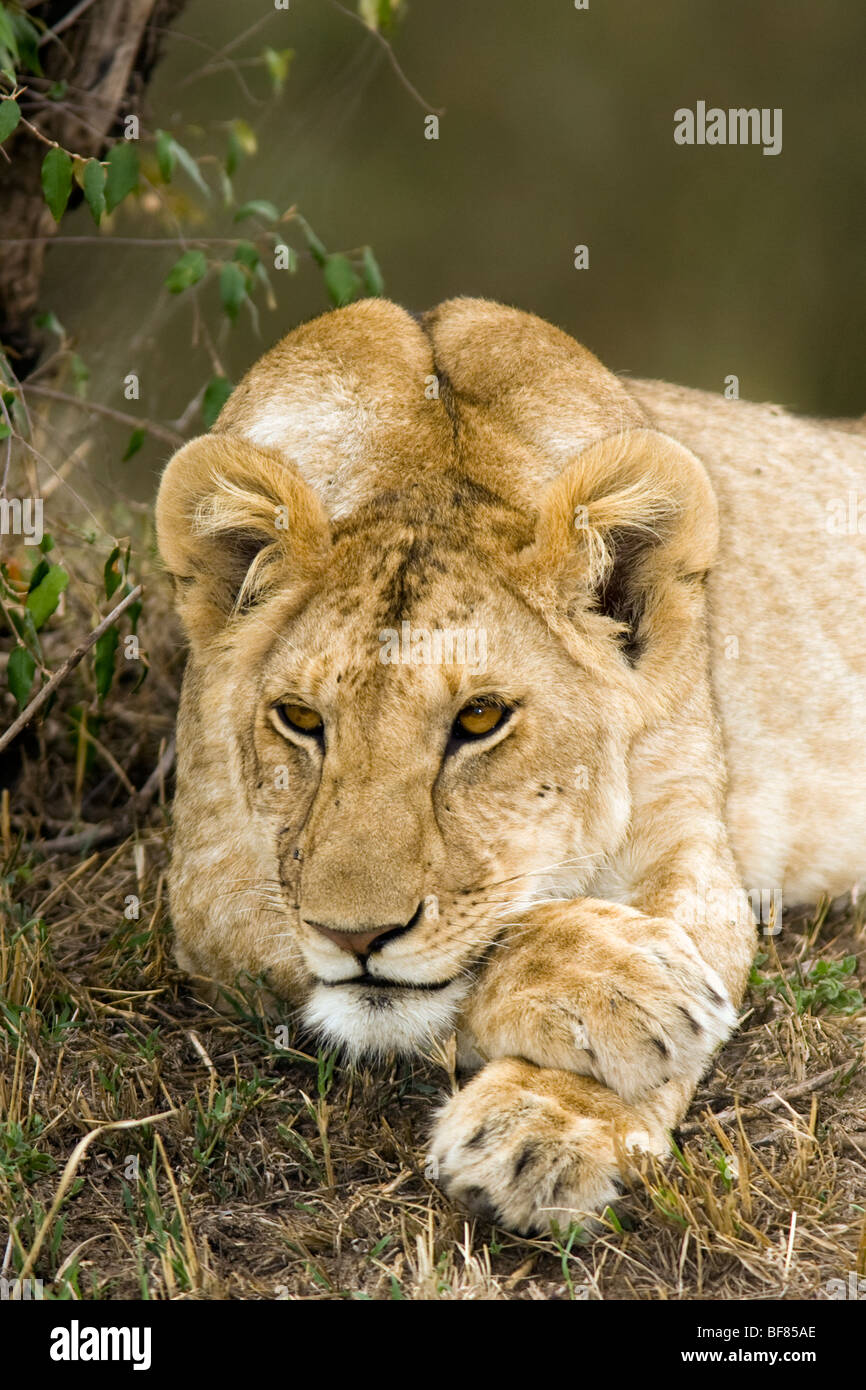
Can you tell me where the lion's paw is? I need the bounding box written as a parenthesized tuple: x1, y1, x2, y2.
(461, 905, 738, 1105)
(427, 1057, 666, 1236)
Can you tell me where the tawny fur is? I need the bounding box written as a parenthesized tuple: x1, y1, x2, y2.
(155, 298, 866, 1235)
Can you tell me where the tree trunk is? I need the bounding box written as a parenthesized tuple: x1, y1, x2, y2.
(0, 0, 186, 374)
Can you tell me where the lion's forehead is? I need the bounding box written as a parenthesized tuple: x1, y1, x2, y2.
(260, 537, 522, 686)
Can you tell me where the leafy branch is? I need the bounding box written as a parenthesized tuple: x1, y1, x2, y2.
(0, 0, 422, 761)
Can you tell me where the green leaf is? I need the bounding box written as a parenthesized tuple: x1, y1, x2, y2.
(7, 647, 36, 709)
(26, 564, 68, 630)
(103, 143, 139, 214)
(323, 254, 362, 307)
(219, 261, 247, 320)
(255, 260, 277, 311)
(11, 10, 42, 75)
(218, 167, 233, 208)
(104, 546, 122, 600)
(226, 119, 257, 176)
(122, 427, 145, 461)
(164, 249, 207, 293)
(39, 533, 54, 554)
(27, 558, 50, 593)
(170, 139, 211, 199)
(202, 376, 233, 429)
(0, 97, 21, 145)
(155, 129, 176, 183)
(262, 46, 293, 95)
(233, 240, 260, 272)
(358, 0, 403, 33)
(34, 310, 65, 339)
(9, 603, 41, 658)
(299, 218, 328, 267)
(93, 625, 119, 701)
(47, 79, 68, 101)
(70, 353, 89, 398)
(0, 421, 10, 441)
(82, 159, 106, 225)
(361, 246, 385, 297)
(233, 199, 279, 224)
(0, 7, 19, 67)
(41, 147, 73, 222)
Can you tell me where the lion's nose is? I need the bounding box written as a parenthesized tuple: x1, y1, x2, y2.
(305, 909, 421, 959)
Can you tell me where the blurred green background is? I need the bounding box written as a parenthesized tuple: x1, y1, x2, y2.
(40, 0, 866, 499)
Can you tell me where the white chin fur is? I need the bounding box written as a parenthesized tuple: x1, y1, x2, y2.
(303, 979, 468, 1058)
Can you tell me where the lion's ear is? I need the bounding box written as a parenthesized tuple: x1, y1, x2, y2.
(156, 434, 331, 645)
(515, 428, 718, 664)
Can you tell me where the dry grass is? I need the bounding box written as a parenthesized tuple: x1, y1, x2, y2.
(2, 547, 865, 1302)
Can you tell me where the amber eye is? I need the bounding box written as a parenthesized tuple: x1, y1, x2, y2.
(453, 699, 507, 740)
(273, 702, 323, 735)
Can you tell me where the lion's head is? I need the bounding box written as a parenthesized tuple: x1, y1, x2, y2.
(156, 298, 717, 1056)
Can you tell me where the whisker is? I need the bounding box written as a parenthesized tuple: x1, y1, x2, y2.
(470, 852, 600, 896)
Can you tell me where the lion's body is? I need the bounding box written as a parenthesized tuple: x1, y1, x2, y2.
(633, 378, 866, 903)
(156, 299, 866, 1233)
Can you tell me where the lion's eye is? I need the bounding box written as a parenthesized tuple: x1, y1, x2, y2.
(453, 699, 507, 739)
(274, 702, 323, 735)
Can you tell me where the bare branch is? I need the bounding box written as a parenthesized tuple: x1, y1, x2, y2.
(0, 583, 143, 754)
(32, 734, 176, 854)
(678, 1062, 857, 1136)
(22, 384, 184, 446)
(328, 0, 445, 117)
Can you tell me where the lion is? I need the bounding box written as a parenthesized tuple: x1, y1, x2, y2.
(155, 297, 866, 1235)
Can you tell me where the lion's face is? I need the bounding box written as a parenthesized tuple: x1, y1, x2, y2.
(217, 508, 636, 1054)
(157, 300, 717, 1058)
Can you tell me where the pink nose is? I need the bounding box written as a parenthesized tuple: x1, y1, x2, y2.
(306, 921, 396, 958)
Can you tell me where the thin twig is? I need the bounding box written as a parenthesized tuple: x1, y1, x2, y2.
(328, 0, 445, 116)
(151, 25, 261, 105)
(21, 385, 183, 446)
(176, 11, 274, 93)
(0, 235, 280, 246)
(68, 712, 137, 795)
(0, 584, 143, 754)
(35, 736, 176, 855)
(16, 1107, 180, 1283)
(38, 0, 100, 45)
(135, 735, 176, 809)
(678, 1062, 856, 1136)
(36, 824, 132, 855)
(9, 99, 94, 163)
(187, 1029, 217, 1075)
